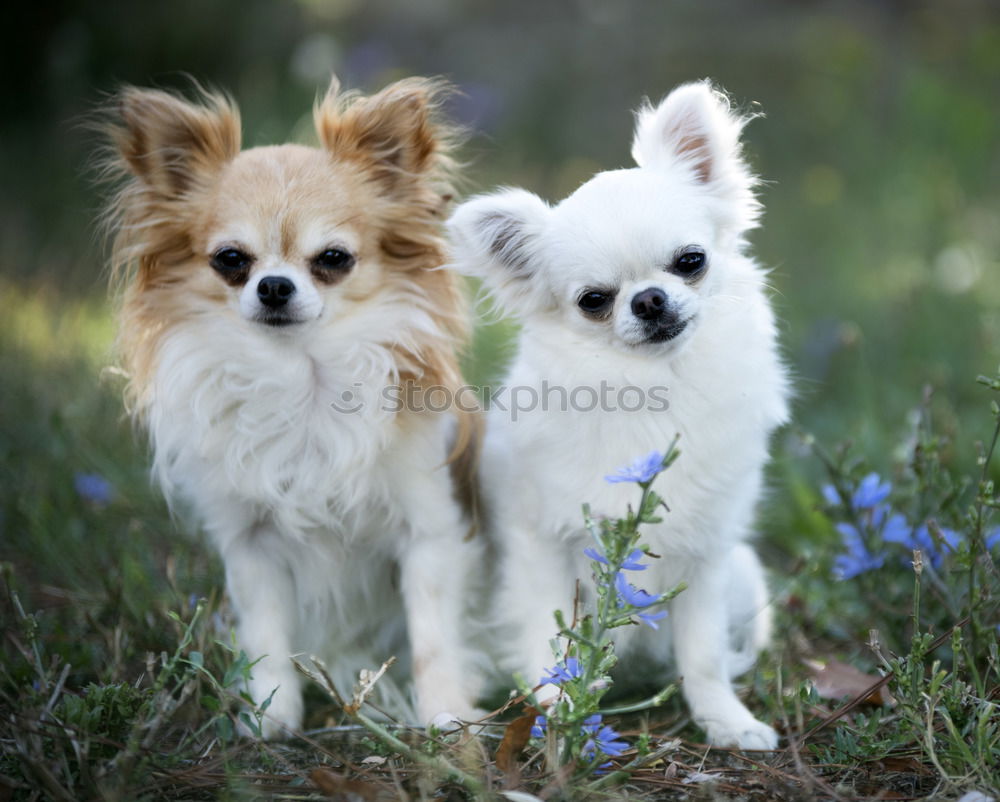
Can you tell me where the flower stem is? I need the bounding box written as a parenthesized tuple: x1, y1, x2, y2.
(351, 709, 486, 794)
(599, 683, 677, 715)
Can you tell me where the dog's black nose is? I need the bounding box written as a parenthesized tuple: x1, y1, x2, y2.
(257, 276, 295, 308)
(631, 288, 668, 321)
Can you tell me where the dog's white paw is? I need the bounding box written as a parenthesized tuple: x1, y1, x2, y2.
(429, 711, 465, 732)
(428, 706, 487, 733)
(703, 717, 778, 751)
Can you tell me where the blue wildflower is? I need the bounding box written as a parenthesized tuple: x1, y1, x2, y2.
(74, 472, 113, 506)
(910, 524, 961, 569)
(852, 473, 892, 510)
(833, 522, 885, 580)
(882, 516, 913, 548)
(604, 451, 664, 484)
(585, 547, 649, 571)
(881, 517, 961, 569)
(614, 572, 661, 608)
(826, 471, 892, 507)
(986, 527, 1000, 550)
(830, 489, 917, 580)
(638, 609, 669, 629)
(580, 714, 628, 759)
(539, 657, 583, 686)
(530, 714, 547, 738)
(620, 549, 649, 571)
(593, 725, 629, 757)
(874, 507, 909, 542)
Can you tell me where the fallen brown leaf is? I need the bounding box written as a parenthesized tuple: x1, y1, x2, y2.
(496, 707, 541, 787)
(878, 756, 934, 775)
(309, 767, 379, 801)
(804, 658, 895, 706)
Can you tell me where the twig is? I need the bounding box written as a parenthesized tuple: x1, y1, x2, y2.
(587, 738, 681, 791)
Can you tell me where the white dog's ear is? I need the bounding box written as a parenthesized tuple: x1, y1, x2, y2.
(447, 188, 553, 314)
(631, 81, 759, 231)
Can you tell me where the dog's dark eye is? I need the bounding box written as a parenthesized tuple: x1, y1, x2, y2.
(211, 247, 252, 271)
(672, 249, 707, 276)
(578, 290, 614, 316)
(210, 248, 253, 285)
(313, 248, 355, 271)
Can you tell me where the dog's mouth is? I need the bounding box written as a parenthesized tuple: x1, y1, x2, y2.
(644, 318, 689, 343)
(255, 312, 304, 328)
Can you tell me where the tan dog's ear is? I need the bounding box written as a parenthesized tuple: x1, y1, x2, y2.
(314, 76, 445, 178)
(113, 86, 241, 198)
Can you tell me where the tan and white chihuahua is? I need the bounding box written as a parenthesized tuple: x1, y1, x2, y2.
(101, 77, 480, 737)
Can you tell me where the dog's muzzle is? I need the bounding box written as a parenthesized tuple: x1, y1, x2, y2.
(630, 288, 688, 342)
(255, 276, 300, 326)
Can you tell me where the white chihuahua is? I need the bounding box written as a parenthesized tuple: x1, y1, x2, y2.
(448, 81, 789, 749)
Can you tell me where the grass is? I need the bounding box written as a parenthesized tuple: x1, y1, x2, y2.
(1, 275, 998, 801)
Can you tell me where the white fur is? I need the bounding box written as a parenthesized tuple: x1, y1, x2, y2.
(448, 81, 789, 749)
(148, 281, 481, 737)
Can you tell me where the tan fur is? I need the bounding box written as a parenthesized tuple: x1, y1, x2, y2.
(101, 77, 479, 488)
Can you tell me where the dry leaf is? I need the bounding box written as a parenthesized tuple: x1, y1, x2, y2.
(309, 767, 378, 801)
(496, 707, 540, 784)
(347, 657, 397, 714)
(878, 756, 933, 775)
(804, 658, 895, 706)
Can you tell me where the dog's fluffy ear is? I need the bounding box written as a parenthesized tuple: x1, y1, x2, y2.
(113, 86, 241, 198)
(315, 76, 447, 180)
(447, 188, 553, 315)
(631, 81, 759, 231)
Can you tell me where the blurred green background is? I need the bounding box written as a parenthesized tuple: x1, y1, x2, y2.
(2, 0, 999, 642)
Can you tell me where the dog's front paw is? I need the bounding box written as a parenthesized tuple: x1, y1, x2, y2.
(703, 717, 778, 751)
(428, 709, 487, 733)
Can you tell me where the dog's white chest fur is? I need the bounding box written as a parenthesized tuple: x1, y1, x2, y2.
(486, 266, 787, 558)
(148, 317, 397, 543)
(142, 313, 473, 724)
